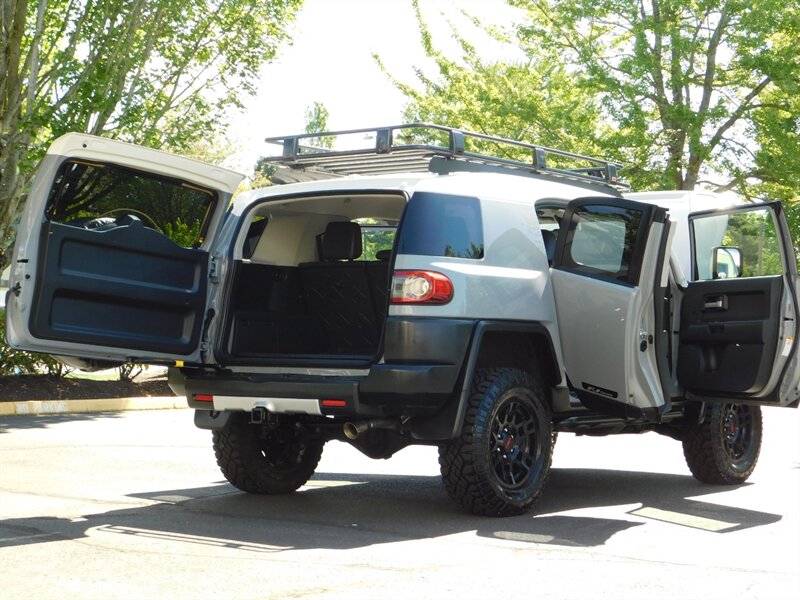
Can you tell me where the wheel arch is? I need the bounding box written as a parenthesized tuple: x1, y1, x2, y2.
(409, 321, 563, 441)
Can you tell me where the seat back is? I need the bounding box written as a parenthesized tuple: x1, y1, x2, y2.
(320, 221, 362, 261)
(300, 221, 378, 354)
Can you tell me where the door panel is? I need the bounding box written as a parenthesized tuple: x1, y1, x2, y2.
(678, 277, 782, 394)
(682, 202, 799, 406)
(552, 198, 669, 416)
(30, 221, 208, 355)
(5, 133, 243, 363)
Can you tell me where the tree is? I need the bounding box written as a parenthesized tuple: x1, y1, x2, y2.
(248, 100, 332, 188)
(385, 0, 799, 249)
(1, 0, 302, 269)
(303, 100, 334, 149)
(510, 0, 800, 197)
(375, 1, 605, 159)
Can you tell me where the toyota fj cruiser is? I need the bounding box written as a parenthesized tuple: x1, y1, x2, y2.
(5, 124, 799, 516)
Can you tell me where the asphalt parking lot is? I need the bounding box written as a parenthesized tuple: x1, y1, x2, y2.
(1, 407, 798, 599)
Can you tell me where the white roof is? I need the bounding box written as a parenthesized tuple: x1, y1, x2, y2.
(233, 169, 619, 214)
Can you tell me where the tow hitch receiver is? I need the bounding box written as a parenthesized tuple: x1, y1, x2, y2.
(250, 406, 268, 424)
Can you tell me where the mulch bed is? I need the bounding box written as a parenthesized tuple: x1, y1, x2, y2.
(0, 374, 173, 401)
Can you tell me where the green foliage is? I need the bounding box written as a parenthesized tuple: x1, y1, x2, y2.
(360, 225, 396, 261)
(721, 210, 783, 277)
(46, 160, 214, 247)
(163, 219, 203, 248)
(1, 0, 303, 268)
(376, 1, 604, 158)
(785, 203, 800, 269)
(384, 0, 800, 218)
(507, 0, 800, 195)
(303, 101, 335, 149)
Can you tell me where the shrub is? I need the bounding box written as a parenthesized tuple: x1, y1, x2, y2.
(118, 363, 144, 382)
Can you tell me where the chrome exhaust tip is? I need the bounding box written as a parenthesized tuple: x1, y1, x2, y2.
(343, 421, 368, 440)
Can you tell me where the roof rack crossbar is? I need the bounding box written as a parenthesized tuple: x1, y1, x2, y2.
(263, 123, 627, 189)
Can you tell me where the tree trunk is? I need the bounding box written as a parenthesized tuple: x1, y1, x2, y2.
(0, 144, 27, 269)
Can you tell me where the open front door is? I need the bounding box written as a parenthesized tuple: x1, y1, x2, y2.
(5, 133, 243, 364)
(551, 198, 671, 418)
(678, 202, 799, 406)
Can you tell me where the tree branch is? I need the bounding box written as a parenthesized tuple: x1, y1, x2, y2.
(707, 76, 772, 150)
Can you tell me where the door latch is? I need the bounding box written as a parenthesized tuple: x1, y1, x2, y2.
(639, 330, 653, 352)
(704, 295, 727, 310)
(208, 255, 219, 283)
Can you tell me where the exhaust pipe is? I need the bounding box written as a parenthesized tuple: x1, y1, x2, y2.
(343, 419, 398, 440)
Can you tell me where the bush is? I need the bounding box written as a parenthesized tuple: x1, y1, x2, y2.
(118, 363, 144, 382)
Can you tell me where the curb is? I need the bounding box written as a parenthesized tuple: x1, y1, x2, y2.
(0, 396, 187, 417)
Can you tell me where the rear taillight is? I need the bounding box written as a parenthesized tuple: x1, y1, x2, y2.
(391, 270, 453, 304)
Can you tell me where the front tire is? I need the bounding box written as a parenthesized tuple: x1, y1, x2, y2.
(213, 412, 324, 494)
(439, 368, 554, 517)
(682, 403, 762, 484)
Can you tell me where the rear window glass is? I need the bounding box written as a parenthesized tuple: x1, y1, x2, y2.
(397, 192, 484, 259)
(361, 226, 396, 260)
(45, 160, 217, 248)
(562, 204, 644, 284)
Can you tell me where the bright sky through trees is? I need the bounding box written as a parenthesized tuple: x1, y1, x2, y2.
(228, 0, 521, 172)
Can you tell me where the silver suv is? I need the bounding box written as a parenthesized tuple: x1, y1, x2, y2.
(6, 124, 799, 516)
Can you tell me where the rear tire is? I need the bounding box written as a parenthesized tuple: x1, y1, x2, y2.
(213, 412, 323, 494)
(439, 368, 554, 517)
(682, 403, 762, 484)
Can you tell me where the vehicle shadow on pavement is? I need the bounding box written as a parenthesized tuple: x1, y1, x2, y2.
(0, 412, 124, 433)
(0, 467, 781, 552)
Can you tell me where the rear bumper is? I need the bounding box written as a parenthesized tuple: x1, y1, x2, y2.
(179, 317, 475, 417)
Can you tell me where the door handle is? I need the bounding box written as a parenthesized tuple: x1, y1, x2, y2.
(704, 295, 726, 310)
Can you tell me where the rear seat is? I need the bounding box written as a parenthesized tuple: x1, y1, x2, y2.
(300, 222, 382, 354)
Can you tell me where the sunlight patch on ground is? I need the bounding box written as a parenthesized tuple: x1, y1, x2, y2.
(629, 506, 737, 532)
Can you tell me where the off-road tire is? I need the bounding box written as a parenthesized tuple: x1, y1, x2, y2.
(213, 412, 323, 494)
(682, 403, 762, 484)
(439, 368, 554, 517)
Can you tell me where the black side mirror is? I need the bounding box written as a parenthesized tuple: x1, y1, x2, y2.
(712, 246, 742, 279)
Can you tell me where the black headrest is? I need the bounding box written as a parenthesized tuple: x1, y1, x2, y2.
(322, 221, 362, 260)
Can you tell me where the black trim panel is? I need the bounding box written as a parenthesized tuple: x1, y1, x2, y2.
(30, 221, 208, 355)
(186, 317, 476, 416)
(678, 276, 783, 395)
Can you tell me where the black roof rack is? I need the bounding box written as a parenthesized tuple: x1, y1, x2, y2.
(263, 123, 628, 189)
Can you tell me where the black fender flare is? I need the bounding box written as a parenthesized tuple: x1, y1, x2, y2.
(410, 320, 564, 441)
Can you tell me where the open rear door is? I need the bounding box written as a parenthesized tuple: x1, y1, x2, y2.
(551, 197, 672, 418)
(5, 133, 243, 365)
(678, 202, 799, 406)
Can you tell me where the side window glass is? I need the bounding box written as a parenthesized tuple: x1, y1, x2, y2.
(692, 207, 783, 280)
(397, 192, 484, 259)
(46, 160, 217, 248)
(360, 226, 396, 260)
(562, 204, 644, 284)
(242, 216, 268, 259)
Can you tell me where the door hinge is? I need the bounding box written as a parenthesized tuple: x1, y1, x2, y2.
(208, 255, 219, 282)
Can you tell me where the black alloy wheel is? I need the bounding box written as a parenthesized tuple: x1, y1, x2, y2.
(682, 402, 762, 484)
(440, 368, 554, 517)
